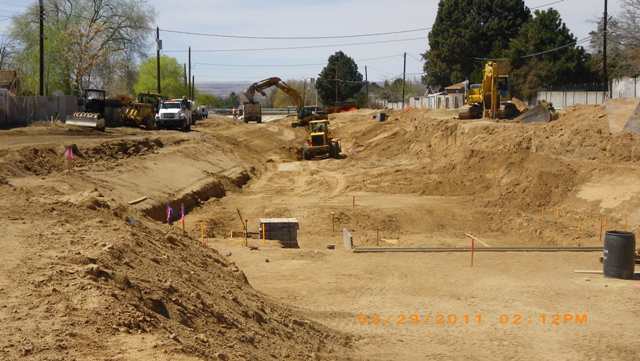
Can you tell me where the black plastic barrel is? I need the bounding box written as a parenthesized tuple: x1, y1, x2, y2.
(603, 231, 636, 279)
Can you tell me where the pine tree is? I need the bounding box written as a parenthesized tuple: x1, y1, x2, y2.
(507, 9, 595, 97)
(423, 0, 531, 87)
(316, 51, 363, 105)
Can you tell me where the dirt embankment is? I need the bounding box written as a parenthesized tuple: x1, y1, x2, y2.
(0, 118, 352, 361)
(330, 106, 640, 244)
(2, 105, 640, 359)
(174, 107, 640, 250)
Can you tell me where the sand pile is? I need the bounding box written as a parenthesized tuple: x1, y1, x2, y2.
(0, 118, 353, 360)
(0, 185, 351, 361)
(324, 104, 640, 244)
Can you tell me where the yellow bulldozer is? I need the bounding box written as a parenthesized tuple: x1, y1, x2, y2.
(122, 93, 164, 130)
(301, 120, 341, 160)
(460, 60, 555, 122)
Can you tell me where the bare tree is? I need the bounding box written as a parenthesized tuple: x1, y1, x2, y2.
(588, 1, 640, 78)
(0, 37, 16, 69)
(8, 0, 153, 94)
(620, 0, 640, 47)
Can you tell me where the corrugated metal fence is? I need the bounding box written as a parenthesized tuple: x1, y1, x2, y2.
(536, 77, 640, 110)
(536, 91, 608, 109)
(376, 93, 465, 110)
(0, 92, 78, 128)
(612, 77, 640, 99)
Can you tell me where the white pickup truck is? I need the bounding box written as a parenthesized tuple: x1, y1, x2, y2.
(155, 99, 192, 131)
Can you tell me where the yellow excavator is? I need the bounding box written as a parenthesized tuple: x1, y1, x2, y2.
(461, 61, 555, 122)
(241, 77, 327, 126)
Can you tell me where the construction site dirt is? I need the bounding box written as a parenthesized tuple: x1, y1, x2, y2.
(1, 104, 639, 360)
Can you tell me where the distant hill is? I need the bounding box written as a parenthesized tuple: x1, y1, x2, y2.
(197, 81, 250, 97)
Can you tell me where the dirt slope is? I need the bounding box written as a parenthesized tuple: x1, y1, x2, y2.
(189, 106, 640, 249)
(2, 104, 640, 360)
(0, 118, 351, 361)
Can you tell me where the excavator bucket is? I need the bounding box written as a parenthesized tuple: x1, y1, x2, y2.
(458, 104, 483, 120)
(517, 101, 557, 124)
(510, 97, 529, 113)
(66, 112, 106, 131)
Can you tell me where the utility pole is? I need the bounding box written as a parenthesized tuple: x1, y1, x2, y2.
(603, 0, 609, 98)
(183, 64, 187, 89)
(335, 65, 339, 106)
(365, 65, 369, 108)
(156, 26, 162, 94)
(38, 0, 44, 96)
(192, 75, 195, 100)
(302, 79, 307, 106)
(401, 52, 407, 110)
(188, 46, 192, 99)
(311, 78, 318, 107)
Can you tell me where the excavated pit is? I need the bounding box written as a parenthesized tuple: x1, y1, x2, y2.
(142, 170, 253, 223)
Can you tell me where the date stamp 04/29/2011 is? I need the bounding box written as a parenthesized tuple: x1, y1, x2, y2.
(356, 312, 589, 328)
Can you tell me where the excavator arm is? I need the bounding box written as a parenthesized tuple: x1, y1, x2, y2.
(243, 77, 303, 110)
(243, 76, 327, 127)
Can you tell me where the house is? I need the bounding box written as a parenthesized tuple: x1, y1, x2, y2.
(0, 70, 18, 95)
(444, 81, 467, 95)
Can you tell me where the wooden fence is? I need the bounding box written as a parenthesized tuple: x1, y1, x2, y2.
(0, 92, 78, 128)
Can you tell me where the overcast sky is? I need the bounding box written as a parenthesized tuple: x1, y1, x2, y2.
(0, 0, 627, 82)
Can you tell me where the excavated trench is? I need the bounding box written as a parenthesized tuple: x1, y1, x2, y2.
(142, 170, 253, 223)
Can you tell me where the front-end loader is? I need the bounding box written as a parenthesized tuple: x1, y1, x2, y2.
(301, 120, 341, 160)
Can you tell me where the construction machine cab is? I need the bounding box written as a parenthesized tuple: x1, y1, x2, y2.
(67, 89, 120, 131)
(78, 89, 107, 115)
(302, 120, 341, 160)
(137, 93, 163, 113)
(309, 120, 328, 134)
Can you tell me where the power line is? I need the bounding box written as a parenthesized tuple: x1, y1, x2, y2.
(530, 0, 565, 10)
(158, 26, 431, 40)
(164, 37, 426, 54)
(472, 36, 590, 61)
(521, 37, 590, 58)
(193, 54, 404, 68)
(406, 53, 423, 62)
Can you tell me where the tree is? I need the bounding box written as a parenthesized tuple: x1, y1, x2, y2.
(423, 0, 530, 87)
(316, 51, 363, 105)
(371, 78, 426, 102)
(134, 56, 188, 98)
(620, 0, 640, 47)
(589, 17, 635, 80)
(588, 0, 640, 79)
(9, 0, 153, 95)
(196, 93, 222, 107)
(507, 9, 594, 98)
(0, 37, 16, 70)
(269, 79, 315, 108)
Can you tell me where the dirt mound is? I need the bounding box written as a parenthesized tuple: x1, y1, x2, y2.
(0, 137, 165, 178)
(0, 119, 354, 360)
(605, 98, 640, 134)
(0, 177, 352, 361)
(317, 105, 640, 245)
(335, 106, 640, 202)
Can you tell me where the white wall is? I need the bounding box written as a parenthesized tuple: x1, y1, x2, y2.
(536, 91, 608, 109)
